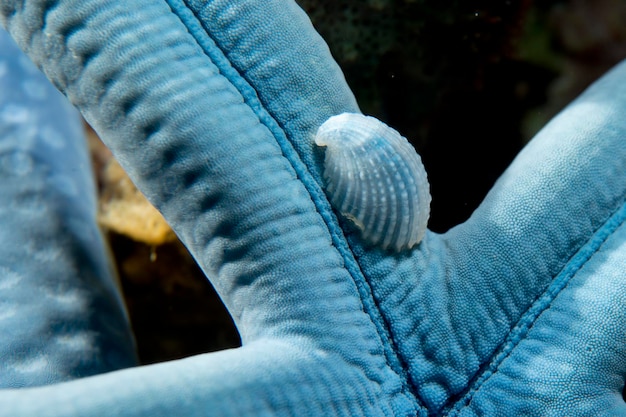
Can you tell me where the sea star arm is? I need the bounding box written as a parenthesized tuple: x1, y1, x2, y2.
(352, 62, 626, 414)
(0, 27, 137, 388)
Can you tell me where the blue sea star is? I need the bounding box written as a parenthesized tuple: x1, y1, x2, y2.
(0, 1, 625, 415)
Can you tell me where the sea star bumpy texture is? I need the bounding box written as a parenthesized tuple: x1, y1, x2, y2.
(0, 29, 137, 386)
(0, 1, 625, 416)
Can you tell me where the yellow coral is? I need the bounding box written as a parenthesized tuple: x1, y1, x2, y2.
(97, 158, 176, 246)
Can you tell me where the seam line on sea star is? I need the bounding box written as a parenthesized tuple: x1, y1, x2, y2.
(445, 198, 626, 415)
(160, 0, 422, 410)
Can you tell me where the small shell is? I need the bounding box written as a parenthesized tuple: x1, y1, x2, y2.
(315, 113, 430, 251)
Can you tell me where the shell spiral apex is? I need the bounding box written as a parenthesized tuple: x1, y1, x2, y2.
(315, 113, 431, 251)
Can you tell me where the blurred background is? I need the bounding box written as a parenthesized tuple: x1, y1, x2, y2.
(88, 0, 626, 364)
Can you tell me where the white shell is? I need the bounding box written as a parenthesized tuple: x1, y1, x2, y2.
(315, 113, 431, 251)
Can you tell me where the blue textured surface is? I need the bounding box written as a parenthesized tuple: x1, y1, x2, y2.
(0, 30, 137, 388)
(0, 1, 625, 416)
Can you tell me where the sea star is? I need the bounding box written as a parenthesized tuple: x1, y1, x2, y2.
(0, 1, 625, 415)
